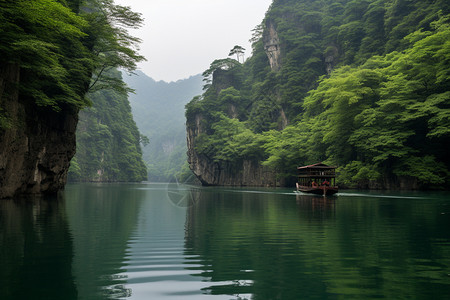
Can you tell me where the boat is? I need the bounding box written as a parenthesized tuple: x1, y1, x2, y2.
(296, 163, 338, 196)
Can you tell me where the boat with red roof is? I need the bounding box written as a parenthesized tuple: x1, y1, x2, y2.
(296, 163, 339, 196)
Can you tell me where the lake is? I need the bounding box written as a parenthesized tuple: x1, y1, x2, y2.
(1, 183, 449, 299)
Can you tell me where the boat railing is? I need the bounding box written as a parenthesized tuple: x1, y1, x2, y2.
(298, 170, 335, 176)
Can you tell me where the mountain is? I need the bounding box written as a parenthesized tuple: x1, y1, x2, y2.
(123, 71, 203, 182)
(185, 0, 450, 189)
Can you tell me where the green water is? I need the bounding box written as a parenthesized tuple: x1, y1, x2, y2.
(1, 183, 449, 299)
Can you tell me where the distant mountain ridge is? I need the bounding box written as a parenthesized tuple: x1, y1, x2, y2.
(123, 71, 203, 181)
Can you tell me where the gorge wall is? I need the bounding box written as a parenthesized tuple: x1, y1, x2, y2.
(68, 70, 148, 183)
(0, 64, 78, 198)
(185, 18, 287, 187)
(186, 114, 285, 187)
(185, 0, 450, 189)
(0, 0, 147, 197)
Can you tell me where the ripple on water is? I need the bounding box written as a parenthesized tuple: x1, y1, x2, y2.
(103, 232, 248, 299)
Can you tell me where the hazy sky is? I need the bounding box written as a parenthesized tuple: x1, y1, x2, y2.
(115, 0, 273, 82)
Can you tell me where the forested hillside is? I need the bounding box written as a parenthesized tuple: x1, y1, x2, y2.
(0, 0, 145, 197)
(68, 70, 147, 182)
(186, 0, 450, 189)
(124, 72, 203, 181)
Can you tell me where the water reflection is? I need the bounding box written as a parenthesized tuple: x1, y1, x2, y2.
(184, 187, 450, 299)
(185, 187, 324, 299)
(1, 184, 449, 299)
(118, 183, 247, 299)
(295, 194, 336, 221)
(64, 183, 146, 299)
(0, 195, 77, 300)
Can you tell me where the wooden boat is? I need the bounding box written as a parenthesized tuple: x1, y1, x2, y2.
(296, 163, 338, 196)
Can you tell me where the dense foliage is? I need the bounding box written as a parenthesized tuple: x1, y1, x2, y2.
(0, 0, 90, 110)
(0, 0, 144, 114)
(68, 69, 147, 182)
(186, 0, 450, 189)
(1, 0, 147, 182)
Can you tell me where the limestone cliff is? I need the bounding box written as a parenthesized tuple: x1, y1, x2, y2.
(263, 20, 282, 72)
(185, 19, 288, 187)
(183, 2, 345, 187)
(0, 0, 146, 197)
(186, 114, 284, 187)
(0, 64, 78, 198)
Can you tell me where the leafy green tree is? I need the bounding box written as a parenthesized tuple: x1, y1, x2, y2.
(301, 18, 450, 186)
(195, 113, 263, 163)
(83, 0, 145, 94)
(0, 0, 145, 125)
(0, 0, 91, 110)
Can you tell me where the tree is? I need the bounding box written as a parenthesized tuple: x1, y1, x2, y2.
(69, 69, 147, 182)
(228, 45, 246, 63)
(83, 0, 146, 94)
(201, 58, 240, 90)
(0, 0, 92, 110)
(0, 0, 145, 111)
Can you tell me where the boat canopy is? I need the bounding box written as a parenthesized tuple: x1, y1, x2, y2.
(297, 162, 336, 178)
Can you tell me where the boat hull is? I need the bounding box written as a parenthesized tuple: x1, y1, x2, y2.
(297, 186, 338, 196)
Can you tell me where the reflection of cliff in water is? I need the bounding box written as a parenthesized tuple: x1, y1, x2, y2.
(184, 188, 331, 299)
(64, 183, 146, 299)
(0, 195, 77, 299)
(186, 189, 450, 299)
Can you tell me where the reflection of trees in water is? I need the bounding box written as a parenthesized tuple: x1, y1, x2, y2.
(0, 195, 77, 299)
(0, 185, 146, 300)
(64, 184, 145, 299)
(184, 190, 331, 299)
(184, 190, 450, 299)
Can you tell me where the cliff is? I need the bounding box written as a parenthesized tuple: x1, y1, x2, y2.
(185, 0, 449, 189)
(0, 64, 78, 198)
(0, 0, 145, 197)
(185, 10, 288, 187)
(186, 114, 284, 187)
(68, 70, 147, 183)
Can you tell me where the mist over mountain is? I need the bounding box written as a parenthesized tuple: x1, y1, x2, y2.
(123, 71, 203, 181)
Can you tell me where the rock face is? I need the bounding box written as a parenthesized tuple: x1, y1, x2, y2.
(186, 114, 284, 187)
(0, 64, 78, 198)
(263, 20, 282, 72)
(185, 21, 288, 187)
(185, 19, 292, 187)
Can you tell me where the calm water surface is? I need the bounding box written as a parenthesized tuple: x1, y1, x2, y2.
(1, 183, 449, 299)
